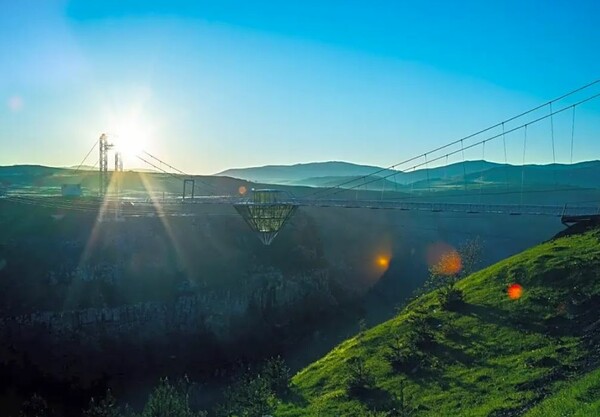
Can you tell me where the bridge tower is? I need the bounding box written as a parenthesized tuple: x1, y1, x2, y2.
(98, 133, 114, 197)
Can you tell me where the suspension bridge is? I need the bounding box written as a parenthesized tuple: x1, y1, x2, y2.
(2, 79, 600, 244)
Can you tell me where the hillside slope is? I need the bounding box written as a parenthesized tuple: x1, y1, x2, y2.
(278, 228, 600, 416)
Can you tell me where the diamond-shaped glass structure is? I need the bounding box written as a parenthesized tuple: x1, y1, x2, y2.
(234, 189, 298, 245)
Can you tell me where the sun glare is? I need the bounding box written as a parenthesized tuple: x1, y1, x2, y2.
(113, 121, 149, 158)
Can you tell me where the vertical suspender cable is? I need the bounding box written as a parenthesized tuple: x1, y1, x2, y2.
(550, 103, 556, 164)
(480, 141, 486, 203)
(520, 125, 528, 206)
(549, 102, 557, 190)
(570, 106, 576, 164)
(461, 139, 467, 191)
(425, 153, 431, 193)
(502, 122, 509, 191)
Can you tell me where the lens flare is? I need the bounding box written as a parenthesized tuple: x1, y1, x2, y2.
(238, 186, 247, 195)
(432, 251, 462, 276)
(7, 95, 23, 112)
(507, 283, 523, 300)
(376, 256, 390, 269)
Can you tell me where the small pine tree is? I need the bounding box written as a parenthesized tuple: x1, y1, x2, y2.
(261, 356, 291, 396)
(84, 390, 121, 417)
(216, 373, 277, 417)
(19, 394, 54, 417)
(141, 378, 206, 417)
(346, 357, 375, 397)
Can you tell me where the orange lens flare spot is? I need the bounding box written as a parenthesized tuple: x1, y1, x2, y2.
(433, 251, 462, 276)
(376, 256, 390, 268)
(238, 186, 247, 195)
(507, 283, 523, 300)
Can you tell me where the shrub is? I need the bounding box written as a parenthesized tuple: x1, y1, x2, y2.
(140, 378, 206, 417)
(346, 357, 375, 397)
(216, 374, 277, 417)
(84, 390, 121, 417)
(19, 394, 54, 417)
(438, 286, 464, 311)
(261, 356, 291, 396)
(385, 334, 419, 373)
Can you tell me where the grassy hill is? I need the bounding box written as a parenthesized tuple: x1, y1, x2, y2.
(277, 227, 600, 416)
(523, 367, 600, 417)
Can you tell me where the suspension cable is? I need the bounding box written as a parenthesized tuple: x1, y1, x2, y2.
(74, 140, 98, 171)
(303, 78, 600, 199)
(311, 91, 600, 199)
(520, 125, 527, 206)
(570, 106, 576, 164)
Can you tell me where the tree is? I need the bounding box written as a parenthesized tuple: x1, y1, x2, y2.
(19, 394, 54, 417)
(425, 238, 484, 310)
(346, 357, 375, 397)
(84, 390, 121, 417)
(216, 374, 277, 417)
(140, 378, 206, 417)
(261, 356, 291, 396)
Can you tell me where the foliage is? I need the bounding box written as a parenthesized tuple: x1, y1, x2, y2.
(522, 367, 600, 417)
(139, 378, 206, 417)
(261, 356, 292, 396)
(277, 229, 600, 416)
(84, 390, 122, 417)
(216, 373, 277, 417)
(385, 332, 418, 373)
(215, 356, 293, 416)
(437, 285, 464, 310)
(424, 237, 483, 311)
(19, 394, 54, 417)
(345, 357, 375, 397)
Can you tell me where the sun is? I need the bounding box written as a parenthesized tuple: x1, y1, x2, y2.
(113, 121, 149, 158)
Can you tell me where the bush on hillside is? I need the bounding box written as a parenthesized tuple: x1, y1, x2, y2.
(438, 285, 465, 311)
(385, 333, 420, 373)
(346, 357, 376, 397)
(215, 373, 277, 417)
(84, 390, 123, 417)
(261, 356, 291, 396)
(19, 394, 54, 417)
(139, 378, 206, 417)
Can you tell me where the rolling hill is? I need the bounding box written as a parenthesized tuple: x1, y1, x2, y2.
(215, 160, 600, 191)
(216, 161, 387, 184)
(276, 226, 600, 416)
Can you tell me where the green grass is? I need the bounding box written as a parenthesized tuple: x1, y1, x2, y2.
(277, 228, 600, 416)
(523, 368, 600, 417)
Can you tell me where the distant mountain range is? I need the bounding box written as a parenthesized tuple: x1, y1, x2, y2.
(216, 160, 600, 190)
(216, 161, 385, 184)
(2, 160, 599, 196)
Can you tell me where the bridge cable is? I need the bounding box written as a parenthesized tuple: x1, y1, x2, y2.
(549, 102, 558, 190)
(461, 139, 467, 191)
(312, 91, 600, 199)
(570, 106, 576, 164)
(303, 78, 600, 199)
(479, 141, 486, 204)
(502, 122, 509, 191)
(141, 151, 217, 193)
(425, 153, 431, 193)
(75, 140, 98, 171)
(520, 125, 528, 206)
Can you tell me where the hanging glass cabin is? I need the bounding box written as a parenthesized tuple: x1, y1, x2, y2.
(234, 189, 298, 245)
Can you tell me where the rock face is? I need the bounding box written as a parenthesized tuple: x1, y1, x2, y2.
(0, 268, 336, 343)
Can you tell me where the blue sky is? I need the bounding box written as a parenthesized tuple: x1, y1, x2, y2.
(1, 0, 599, 174)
